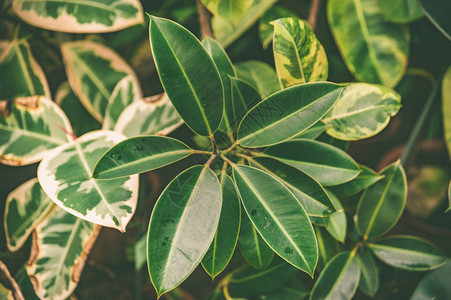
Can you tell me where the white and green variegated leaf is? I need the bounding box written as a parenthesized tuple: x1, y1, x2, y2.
(0, 96, 73, 166)
(443, 66, 451, 159)
(202, 0, 253, 26)
(4, 178, 53, 252)
(235, 60, 281, 98)
(37, 130, 139, 231)
(103, 75, 142, 130)
(323, 83, 401, 141)
(0, 39, 50, 100)
(114, 94, 183, 137)
(259, 5, 298, 50)
(327, 0, 409, 87)
(61, 40, 138, 122)
(272, 17, 328, 88)
(12, 0, 143, 33)
(27, 207, 100, 300)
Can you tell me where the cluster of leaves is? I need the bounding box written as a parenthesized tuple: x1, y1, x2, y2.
(0, 0, 450, 299)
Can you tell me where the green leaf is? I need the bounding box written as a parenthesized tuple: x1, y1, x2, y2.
(235, 60, 281, 98)
(134, 234, 147, 271)
(0, 39, 50, 100)
(0, 96, 73, 166)
(418, 0, 451, 40)
(327, 0, 409, 87)
(237, 83, 343, 147)
(309, 251, 360, 300)
(356, 160, 407, 239)
(147, 166, 222, 297)
(14, 267, 39, 300)
(114, 94, 183, 137)
(27, 207, 100, 300)
(238, 209, 274, 269)
(291, 121, 327, 140)
(411, 260, 451, 299)
(263, 139, 360, 186)
(37, 130, 139, 231)
(149, 16, 224, 137)
(0, 283, 13, 300)
(229, 77, 262, 133)
(443, 66, 451, 159)
(12, 0, 143, 33)
(93, 136, 192, 179)
(233, 165, 317, 276)
(328, 165, 383, 197)
(379, 0, 424, 23)
(202, 0, 253, 26)
(62, 40, 137, 122)
(356, 247, 379, 296)
(250, 157, 335, 217)
(103, 75, 142, 130)
(368, 235, 447, 271)
(255, 279, 310, 300)
(325, 190, 346, 243)
(272, 17, 328, 88)
(4, 178, 53, 251)
(323, 83, 401, 141)
(315, 226, 339, 271)
(259, 5, 298, 50)
(202, 174, 241, 279)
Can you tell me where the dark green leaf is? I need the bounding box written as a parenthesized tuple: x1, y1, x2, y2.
(328, 165, 383, 197)
(315, 226, 339, 271)
(291, 122, 327, 140)
(411, 260, 451, 299)
(356, 247, 379, 296)
(325, 190, 347, 243)
(419, 0, 451, 40)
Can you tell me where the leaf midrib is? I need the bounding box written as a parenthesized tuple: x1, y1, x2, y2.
(13, 41, 36, 95)
(277, 21, 306, 83)
(322, 103, 394, 122)
(369, 243, 443, 259)
(0, 123, 65, 145)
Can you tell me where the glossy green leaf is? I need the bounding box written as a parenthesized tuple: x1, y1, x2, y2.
(27, 207, 99, 300)
(291, 121, 327, 140)
(443, 66, 451, 158)
(103, 75, 142, 130)
(62, 40, 137, 122)
(255, 279, 310, 300)
(263, 139, 360, 186)
(14, 267, 40, 300)
(250, 157, 335, 217)
(202, 175, 241, 278)
(272, 17, 328, 88)
(411, 260, 451, 299)
(327, 0, 409, 87)
(356, 160, 407, 239)
(4, 178, 53, 251)
(37, 130, 139, 231)
(419, 0, 451, 40)
(315, 226, 339, 271)
(380, 0, 424, 23)
(323, 83, 401, 140)
(147, 166, 222, 297)
(149, 16, 223, 137)
(93, 136, 192, 179)
(0, 96, 73, 166)
(202, 0, 253, 26)
(0, 39, 50, 100)
(309, 251, 360, 300)
(238, 83, 343, 147)
(328, 165, 383, 197)
(235, 60, 281, 98)
(325, 190, 346, 243)
(356, 247, 379, 296)
(259, 5, 298, 50)
(238, 209, 274, 269)
(369, 235, 447, 271)
(12, 0, 143, 33)
(114, 94, 183, 137)
(233, 165, 317, 275)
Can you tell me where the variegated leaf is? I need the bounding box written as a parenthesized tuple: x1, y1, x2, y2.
(37, 130, 139, 231)
(4, 178, 53, 251)
(323, 83, 401, 141)
(103, 75, 142, 130)
(27, 207, 100, 300)
(0, 96, 73, 166)
(0, 39, 50, 100)
(114, 93, 183, 137)
(12, 0, 143, 33)
(202, 0, 253, 26)
(61, 40, 138, 122)
(272, 17, 328, 88)
(259, 5, 298, 50)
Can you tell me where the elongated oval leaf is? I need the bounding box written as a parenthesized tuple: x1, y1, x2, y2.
(12, 0, 143, 33)
(37, 130, 139, 231)
(327, 0, 409, 87)
(149, 16, 224, 136)
(0, 96, 73, 166)
(323, 83, 401, 140)
(310, 251, 360, 300)
(4, 178, 52, 251)
(238, 83, 343, 147)
(93, 136, 192, 179)
(380, 0, 424, 23)
(259, 5, 298, 50)
(27, 207, 100, 300)
(411, 260, 451, 300)
(61, 40, 138, 122)
(356, 247, 379, 296)
(272, 17, 328, 88)
(356, 160, 407, 239)
(235, 60, 281, 98)
(202, 174, 241, 279)
(291, 121, 327, 140)
(233, 165, 317, 276)
(202, 0, 253, 26)
(328, 165, 383, 197)
(229, 77, 262, 133)
(315, 227, 339, 271)
(263, 139, 360, 186)
(148, 166, 222, 297)
(0, 39, 50, 100)
(443, 66, 451, 158)
(419, 0, 451, 40)
(114, 94, 183, 137)
(325, 190, 346, 243)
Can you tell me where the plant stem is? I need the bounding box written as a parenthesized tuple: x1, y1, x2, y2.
(224, 141, 239, 154)
(308, 0, 321, 32)
(192, 149, 213, 155)
(205, 153, 217, 167)
(220, 154, 235, 166)
(196, 0, 214, 39)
